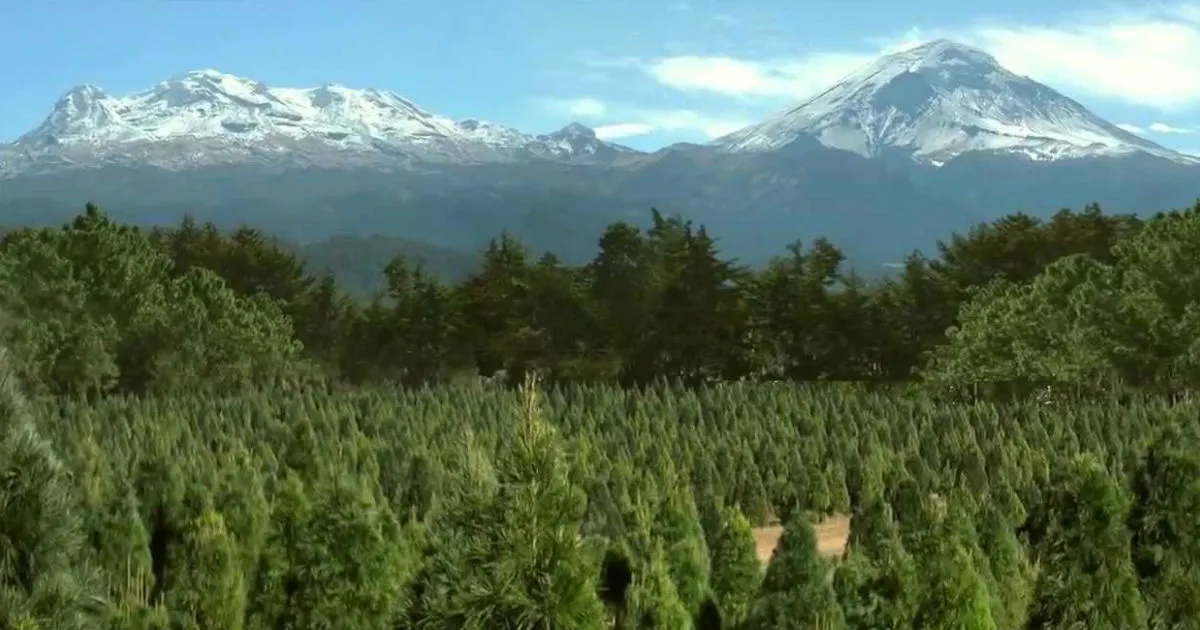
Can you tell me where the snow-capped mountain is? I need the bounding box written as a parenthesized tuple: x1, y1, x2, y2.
(0, 69, 636, 174)
(715, 39, 1195, 165)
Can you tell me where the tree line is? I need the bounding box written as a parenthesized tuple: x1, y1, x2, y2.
(5, 200, 1194, 398)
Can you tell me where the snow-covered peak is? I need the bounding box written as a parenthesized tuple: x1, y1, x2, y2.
(887, 39, 1000, 75)
(551, 122, 596, 139)
(714, 39, 1192, 164)
(9, 70, 634, 170)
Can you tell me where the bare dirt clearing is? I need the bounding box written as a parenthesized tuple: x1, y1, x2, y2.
(753, 514, 851, 564)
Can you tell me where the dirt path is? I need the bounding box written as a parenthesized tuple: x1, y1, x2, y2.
(753, 514, 851, 564)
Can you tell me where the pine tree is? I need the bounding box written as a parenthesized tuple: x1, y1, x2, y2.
(0, 345, 100, 629)
(975, 504, 1033, 630)
(912, 504, 998, 630)
(413, 374, 606, 630)
(161, 509, 245, 630)
(836, 499, 919, 630)
(1128, 430, 1200, 629)
(653, 483, 711, 616)
(627, 543, 692, 630)
(744, 511, 845, 630)
(707, 505, 761, 626)
(1026, 454, 1147, 630)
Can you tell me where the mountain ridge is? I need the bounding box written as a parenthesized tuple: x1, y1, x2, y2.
(1, 40, 1198, 273)
(1, 69, 639, 174)
(4, 39, 1196, 174)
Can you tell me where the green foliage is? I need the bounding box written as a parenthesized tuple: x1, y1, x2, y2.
(1129, 430, 1200, 629)
(928, 203, 1200, 392)
(161, 509, 245, 630)
(911, 504, 998, 630)
(1025, 454, 1148, 630)
(0, 346, 99, 629)
(746, 511, 845, 630)
(0, 205, 308, 395)
(707, 506, 760, 626)
(410, 376, 606, 630)
(3, 199, 1198, 630)
(627, 543, 692, 630)
(0, 377, 1191, 629)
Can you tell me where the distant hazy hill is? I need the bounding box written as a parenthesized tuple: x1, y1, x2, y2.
(291, 234, 480, 295)
(0, 201, 480, 296)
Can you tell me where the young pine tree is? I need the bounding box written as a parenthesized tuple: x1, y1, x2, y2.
(707, 505, 762, 627)
(412, 374, 606, 630)
(911, 504, 998, 630)
(627, 543, 693, 630)
(744, 511, 846, 630)
(1128, 430, 1200, 630)
(161, 509, 245, 630)
(1026, 454, 1147, 630)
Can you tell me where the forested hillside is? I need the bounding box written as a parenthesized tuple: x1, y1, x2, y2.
(0, 200, 1197, 629)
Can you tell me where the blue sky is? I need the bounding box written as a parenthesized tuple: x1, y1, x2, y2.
(3, 0, 1200, 154)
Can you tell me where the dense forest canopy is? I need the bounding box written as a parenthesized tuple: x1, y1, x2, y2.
(0, 199, 1197, 630)
(0, 200, 1193, 397)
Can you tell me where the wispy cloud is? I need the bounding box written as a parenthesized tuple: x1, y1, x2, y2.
(1116, 121, 1193, 135)
(539, 97, 608, 119)
(970, 15, 1200, 110)
(594, 123, 656, 139)
(643, 53, 874, 99)
(1148, 121, 1193, 133)
(539, 97, 751, 140)
(632, 4, 1200, 110)
(633, 108, 752, 137)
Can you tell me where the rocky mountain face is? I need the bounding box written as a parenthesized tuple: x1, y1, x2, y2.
(2, 41, 1198, 271)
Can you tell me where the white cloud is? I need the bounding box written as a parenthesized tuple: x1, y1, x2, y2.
(594, 123, 656, 139)
(637, 4, 1200, 109)
(540, 96, 751, 139)
(1148, 121, 1193, 133)
(537, 97, 610, 119)
(970, 19, 1200, 110)
(1117, 123, 1145, 133)
(635, 108, 752, 138)
(594, 111, 751, 139)
(564, 98, 607, 118)
(644, 53, 873, 99)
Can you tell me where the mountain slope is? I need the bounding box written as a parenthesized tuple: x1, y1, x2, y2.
(1, 44, 1198, 274)
(0, 70, 639, 174)
(715, 39, 1192, 165)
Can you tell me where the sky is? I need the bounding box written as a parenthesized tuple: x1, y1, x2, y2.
(3, 0, 1200, 154)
